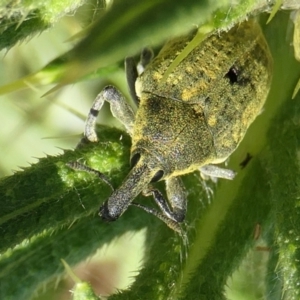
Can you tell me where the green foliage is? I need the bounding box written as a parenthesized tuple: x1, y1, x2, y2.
(0, 0, 85, 49)
(1, 1, 300, 300)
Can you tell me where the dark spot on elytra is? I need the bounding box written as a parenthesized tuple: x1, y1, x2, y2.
(225, 66, 239, 84)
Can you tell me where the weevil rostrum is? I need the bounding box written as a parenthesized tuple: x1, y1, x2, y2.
(68, 20, 272, 233)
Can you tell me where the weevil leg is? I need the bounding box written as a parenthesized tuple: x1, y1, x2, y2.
(166, 176, 187, 222)
(125, 48, 153, 107)
(131, 202, 182, 234)
(137, 47, 154, 75)
(125, 57, 140, 106)
(200, 164, 236, 180)
(143, 176, 187, 223)
(71, 88, 132, 189)
(131, 177, 186, 232)
(80, 85, 135, 146)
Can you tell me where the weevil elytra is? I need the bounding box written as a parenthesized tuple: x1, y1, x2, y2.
(69, 20, 272, 232)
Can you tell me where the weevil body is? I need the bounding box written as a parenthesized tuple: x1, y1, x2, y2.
(70, 20, 272, 232)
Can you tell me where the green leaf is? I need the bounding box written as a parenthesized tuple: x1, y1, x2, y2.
(0, 127, 144, 299)
(0, 0, 86, 49)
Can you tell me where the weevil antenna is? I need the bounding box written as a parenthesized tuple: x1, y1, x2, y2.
(131, 202, 183, 235)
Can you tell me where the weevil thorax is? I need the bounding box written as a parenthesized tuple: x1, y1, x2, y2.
(130, 94, 217, 178)
(133, 20, 272, 178)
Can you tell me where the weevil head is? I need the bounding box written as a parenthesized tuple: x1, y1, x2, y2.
(99, 148, 165, 222)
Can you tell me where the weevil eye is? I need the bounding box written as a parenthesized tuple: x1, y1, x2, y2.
(150, 170, 164, 183)
(130, 153, 141, 168)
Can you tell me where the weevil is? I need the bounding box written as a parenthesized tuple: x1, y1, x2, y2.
(68, 20, 272, 232)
